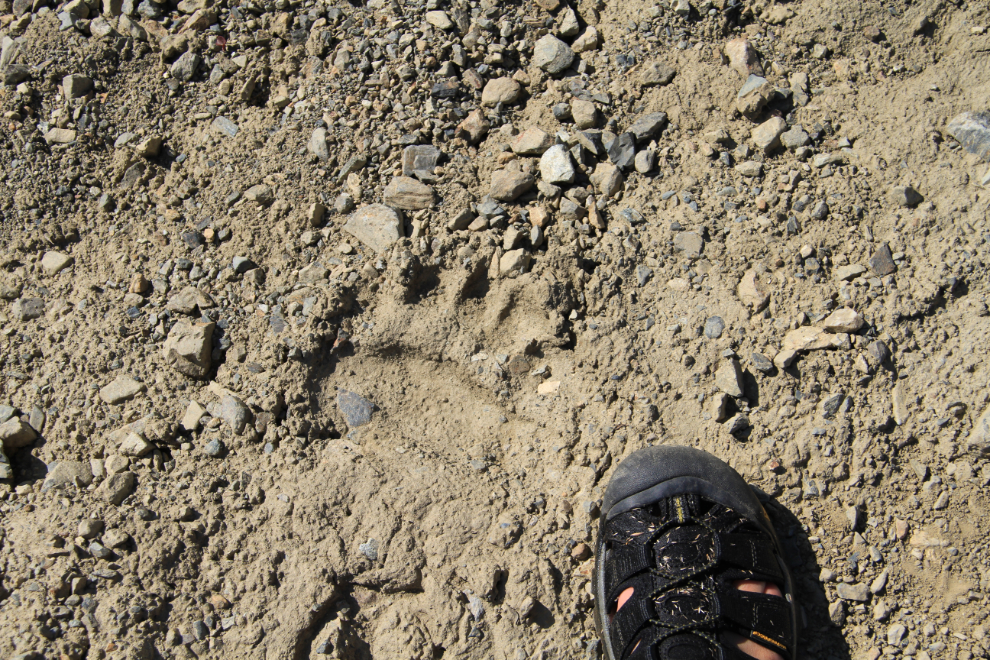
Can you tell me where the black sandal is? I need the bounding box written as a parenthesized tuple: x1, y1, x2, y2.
(593, 446, 800, 660)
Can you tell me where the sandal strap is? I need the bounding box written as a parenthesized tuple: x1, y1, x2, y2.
(601, 502, 796, 660)
(604, 528, 784, 607)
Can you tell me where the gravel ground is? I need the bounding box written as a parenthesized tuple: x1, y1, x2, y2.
(1, 0, 990, 658)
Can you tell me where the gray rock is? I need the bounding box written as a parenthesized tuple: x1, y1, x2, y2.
(868, 243, 897, 276)
(836, 582, 870, 602)
(891, 185, 923, 208)
(552, 103, 572, 122)
(673, 232, 703, 257)
(947, 111, 990, 161)
(640, 61, 676, 86)
(170, 51, 201, 81)
(489, 169, 535, 202)
(308, 127, 330, 161)
(634, 150, 656, 173)
(204, 439, 224, 457)
(751, 352, 774, 373)
(166, 286, 215, 315)
(359, 538, 379, 560)
(704, 316, 725, 339)
(2, 63, 30, 86)
(780, 126, 810, 149)
(334, 193, 355, 214)
(867, 340, 890, 364)
(383, 176, 434, 210)
(558, 198, 587, 222)
(737, 74, 768, 97)
(344, 204, 403, 253)
(0, 447, 10, 480)
(0, 417, 37, 450)
(607, 132, 636, 170)
(78, 519, 104, 538)
(533, 34, 575, 76)
(725, 414, 750, 434)
(99, 375, 145, 405)
(626, 112, 668, 143)
(821, 393, 845, 418)
(11, 297, 44, 321)
(212, 116, 239, 138)
(101, 471, 136, 506)
(635, 265, 652, 286)
(41, 461, 94, 491)
(338, 390, 375, 427)
(219, 395, 252, 435)
(89, 541, 113, 560)
(0, 406, 15, 423)
(401, 145, 440, 177)
(232, 256, 256, 274)
(245, 184, 274, 205)
(539, 144, 576, 185)
(62, 74, 93, 99)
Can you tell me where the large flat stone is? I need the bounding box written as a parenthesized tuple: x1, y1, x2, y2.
(343, 204, 403, 254)
(99, 375, 146, 404)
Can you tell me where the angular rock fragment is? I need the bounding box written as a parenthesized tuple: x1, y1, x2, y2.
(782, 327, 850, 351)
(751, 116, 787, 153)
(101, 471, 136, 505)
(725, 38, 763, 77)
(947, 111, 990, 161)
(166, 286, 215, 315)
(490, 169, 535, 202)
(868, 243, 897, 276)
(533, 35, 575, 75)
(455, 109, 490, 143)
(511, 128, 553, 156)
(540, 144, 576, 185)
(337, 390, 374, 427)
(220, 395, 252, 435)
(163, 321, 215, 379)
(11, 297, 44, 321)
(640, 61, 676, 86)
(344, 205, 403, 253)
(99, 375, 146, 405)
(820, 308, 865, 333)
(715, 359, 744, 397)
(737, 269, 769, 311)
(401, 145, 440, 177)
(309, 127, 330, 161)
(384, 176, 434, 210)
(626, 112, 668, 143)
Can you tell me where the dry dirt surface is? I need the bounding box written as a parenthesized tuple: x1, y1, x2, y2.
(1, 0, 990, 658)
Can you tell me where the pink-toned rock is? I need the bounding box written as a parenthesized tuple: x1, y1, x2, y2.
(782, 327, 850, 351)
(737, 269, 769, 311)
(725, 38, 764, 77)
(455, 109, 490, 144)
